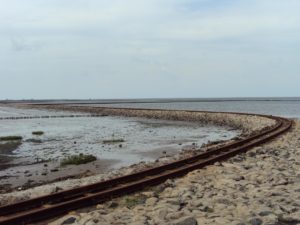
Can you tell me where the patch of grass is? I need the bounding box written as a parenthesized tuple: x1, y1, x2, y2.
(0, 136, 22, 142)
(102, 138, 125, 144)
(60, 153, 97, 166)
(124, 195, 146, 208)
(32, 131, 44, 136)
(125, 197, 139, 208)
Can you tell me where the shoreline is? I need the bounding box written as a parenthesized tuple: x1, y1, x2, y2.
(0, 105, 273, 202)
(16, 103, 276, 134)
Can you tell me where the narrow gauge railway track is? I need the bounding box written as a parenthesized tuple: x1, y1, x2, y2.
(0, 109, 293, 225)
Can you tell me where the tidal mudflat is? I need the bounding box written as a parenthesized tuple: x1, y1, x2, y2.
(0, 105, 238, 192)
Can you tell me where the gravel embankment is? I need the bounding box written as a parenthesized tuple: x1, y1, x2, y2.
(19, 104, 276, 135)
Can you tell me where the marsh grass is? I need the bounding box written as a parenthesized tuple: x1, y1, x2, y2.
(61, 153, 97, 166)
(32, 131, 44, 136)
(0, 136, 22, 142)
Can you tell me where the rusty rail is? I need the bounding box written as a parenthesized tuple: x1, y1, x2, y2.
(0, 109, 292, 225)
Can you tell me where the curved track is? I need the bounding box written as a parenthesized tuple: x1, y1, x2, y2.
(0, 109, 292, 225)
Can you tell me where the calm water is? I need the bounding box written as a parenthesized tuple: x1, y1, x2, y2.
(75, 98, 300, 118)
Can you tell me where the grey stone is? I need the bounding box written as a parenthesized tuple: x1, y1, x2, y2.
(249, 218, 263, 225)
(217, 198, 234, 205)
(173, 217, 198, 225)
(247, 151, 256, 157)
(199, 206, 213, 213)
(259, 211, 273, 217)
(214, 162, 221, 166)
(278, 214, 300, 223)
(108, 201, 118, 208)
(233, 176, 245, 181)
(61, 216, 77, 225)
(264, 223, 284, 225)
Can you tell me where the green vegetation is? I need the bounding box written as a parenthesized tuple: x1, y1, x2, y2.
(124, 195, 146, 208)
(60, 153, 97, 166)
(32, 131, 44, 136)
(0, 136, 22, 142)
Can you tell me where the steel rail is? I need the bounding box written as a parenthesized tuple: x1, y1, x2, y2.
(0, 109, 292, 225)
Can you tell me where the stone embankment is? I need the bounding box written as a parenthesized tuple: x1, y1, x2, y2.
(20, 104, 275, 135)
(49, 120, 300, 225)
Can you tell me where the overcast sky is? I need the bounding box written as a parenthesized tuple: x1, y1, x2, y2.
(0, 0, 299, 99)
